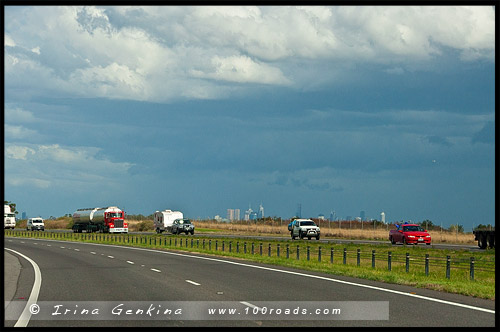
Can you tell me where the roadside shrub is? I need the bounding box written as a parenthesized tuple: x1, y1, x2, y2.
(135, 220, 154, 232)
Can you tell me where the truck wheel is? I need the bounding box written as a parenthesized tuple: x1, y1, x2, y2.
(316, 235, 320, 240)
(403, 237, 406, 245)
(308, 237, 311, 240)
(299, 231, 303, 239)
(190, 230, 194, 235)
(390, 236, 395, 245)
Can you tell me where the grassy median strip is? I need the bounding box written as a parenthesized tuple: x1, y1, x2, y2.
(5, 230, 495, 300)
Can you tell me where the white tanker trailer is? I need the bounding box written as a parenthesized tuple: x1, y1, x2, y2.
(72, 206, 128, 233)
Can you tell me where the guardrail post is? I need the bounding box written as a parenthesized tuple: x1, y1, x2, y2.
(425, 254, 429, 276)
(318, 246, 321, 262)
(446, 256, 451, 279)
(202, 239, 205, 249)
(343, 248, 347, 265)
(388, 251, 392, 271)
(236, 242, 239, 253)
(215, 240, 218, 251)
(229, 241, 232, 252)
(268, 243, 271, 257)
(260, 243, 263, 256)
(277, 244, 280, 257)
(357, 249, 360, 266)
(286, 244, 289, 259)
(470, 257, 475, 281)
(372, 250, 375, 268)
(330, 247, 334, 263)
(251, 243, 254, 255)
(196, 239, 199, 248)
(209, 239, 211, 250)
(191, 238, 193, 248)
(185, 238, 188, 247)
(297, 245, 300, 260)
(307, 246, 310, 261)
(406, 253, 410, 273)
(244, 242, 247, 254)
(222, 241, 225, 251)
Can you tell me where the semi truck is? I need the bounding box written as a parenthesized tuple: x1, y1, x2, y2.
(4, 204, 16, 229)
(473, 229, 495, 249)
(154, 210, 183, 234)
(72, 206, 128, 233)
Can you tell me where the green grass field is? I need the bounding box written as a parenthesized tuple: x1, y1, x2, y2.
(5, 230, 494, 300)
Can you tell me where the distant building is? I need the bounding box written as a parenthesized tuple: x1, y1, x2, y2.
(381, 212, 386, 223)
(244, 205, 253, 221)
(227, 209, 240, 221)
(329, 211, 336, 221)
(296, 203, 302, 218)
(360, 210, 366, 221)
(318, 214, 325, 220)
(258, 203, 265, 219)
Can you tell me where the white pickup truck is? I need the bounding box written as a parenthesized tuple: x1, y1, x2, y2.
(290, 219, 321, 240)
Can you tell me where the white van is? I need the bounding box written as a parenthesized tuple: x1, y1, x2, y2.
(27, 217, 45, 231)
(154, 210, 183, 234)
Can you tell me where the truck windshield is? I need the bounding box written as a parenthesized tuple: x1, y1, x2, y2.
(108, 213, 122, 218)
(403, 226, 425, 232)
(300, 221, 316, 226)
(180, 220, 191, 224)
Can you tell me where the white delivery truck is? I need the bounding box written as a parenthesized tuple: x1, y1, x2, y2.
(154, 210, 183, 234)
(4, 204, 16, 229)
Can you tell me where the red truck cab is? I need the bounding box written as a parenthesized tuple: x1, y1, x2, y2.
(389, 224, 431, 245)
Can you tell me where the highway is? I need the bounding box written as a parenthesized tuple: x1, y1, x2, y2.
(4, 237, 495, 327)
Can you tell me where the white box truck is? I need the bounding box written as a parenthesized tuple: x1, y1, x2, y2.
(154, 210, 183, 234)
(4, 204, 16, 229)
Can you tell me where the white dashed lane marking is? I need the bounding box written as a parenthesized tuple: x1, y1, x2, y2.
(185, 280, 201, 286)
(151, 269, 161, 273)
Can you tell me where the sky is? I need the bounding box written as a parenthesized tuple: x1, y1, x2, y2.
(4, 5, 495, 229)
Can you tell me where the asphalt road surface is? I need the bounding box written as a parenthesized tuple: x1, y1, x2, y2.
(4, 237, 495, 327)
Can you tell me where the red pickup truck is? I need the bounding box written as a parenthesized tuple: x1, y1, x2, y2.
(389, 224, 431, 245)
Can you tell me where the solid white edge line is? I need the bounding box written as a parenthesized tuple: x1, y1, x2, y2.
(8, 237, 495, 315)
(4, 248, 42, 327)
